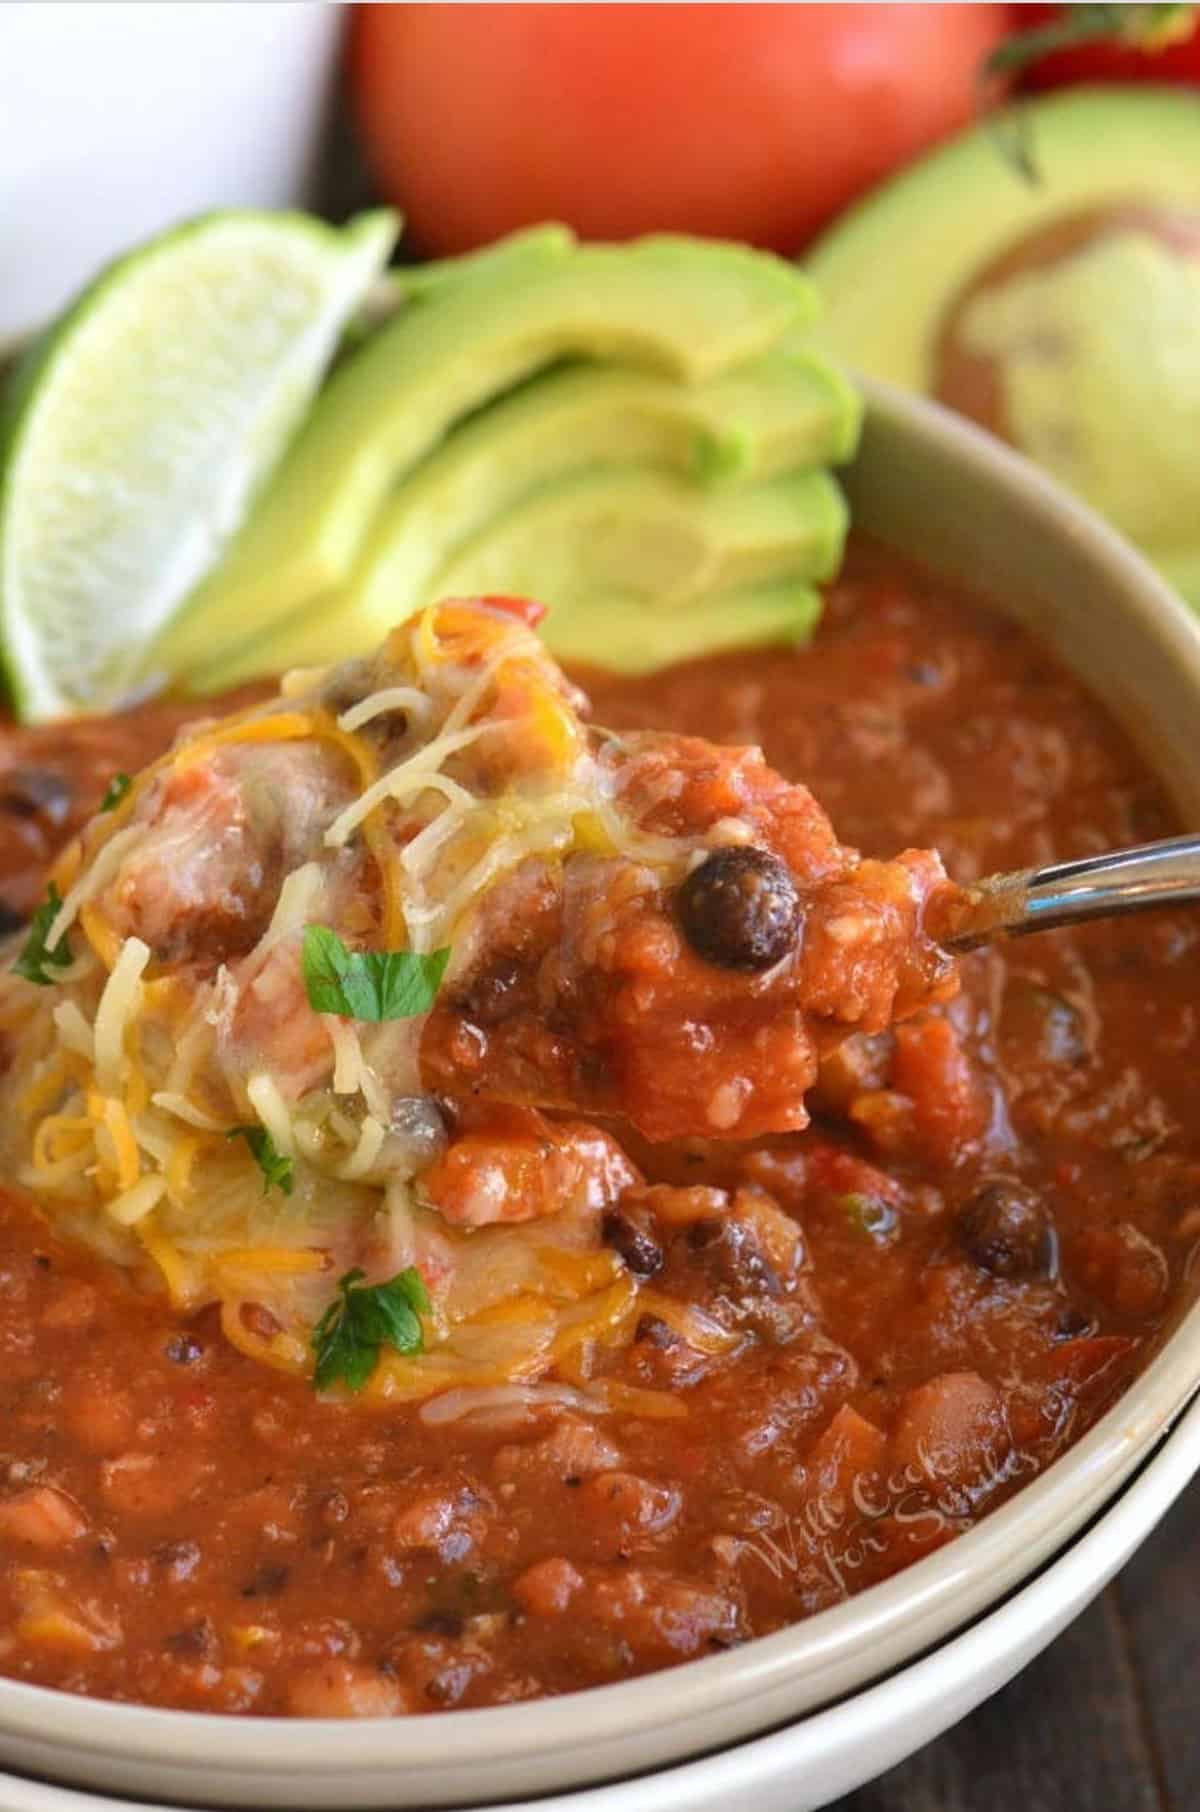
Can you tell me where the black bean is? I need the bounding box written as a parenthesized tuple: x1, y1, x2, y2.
(454, 957, 529, 1026)
(164, 1618, 217, 1659)
(602, 1209, 663, 1278)
(414, 1610, 464, 1638)
(164, 1332, 204, 1365)
(958, 1181, 1057, 1281)
(676, 846, 802, 972)
(686, 1218, 724, 1251)
(153, 1539, 201, 1582)
(687, 1217, 781, 1297)
(1054, 1305, 1094, 1342)
(240, 1563, 290, 1599)
(635, 1314, 679, 1349)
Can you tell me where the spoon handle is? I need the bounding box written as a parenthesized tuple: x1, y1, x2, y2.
(942, 834, 1200, 952)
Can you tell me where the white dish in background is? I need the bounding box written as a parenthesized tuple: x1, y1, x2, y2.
(0, 3, 342, 340)
(3, 381, 1200, 1806)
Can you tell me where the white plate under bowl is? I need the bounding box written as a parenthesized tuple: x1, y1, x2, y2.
(4, 379, 1200, 1807)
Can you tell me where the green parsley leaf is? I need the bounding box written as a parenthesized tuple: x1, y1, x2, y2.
(225, 1124, 295, 1197)
(312, 1266, 430, 1393)
(13, 884, 72, 986)
(99, 773, 132, 813)
(301, 926, 450, 1022)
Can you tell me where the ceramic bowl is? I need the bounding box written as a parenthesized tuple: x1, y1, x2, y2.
(3, 378, 1200, 1808)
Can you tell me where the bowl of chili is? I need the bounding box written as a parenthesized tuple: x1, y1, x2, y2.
(2, 378, 1200, 1807)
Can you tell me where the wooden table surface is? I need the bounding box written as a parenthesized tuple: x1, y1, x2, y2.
(827, 1474, 1198, 1811)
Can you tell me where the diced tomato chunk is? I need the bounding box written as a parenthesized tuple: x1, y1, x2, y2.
(891, 1015, 988, 1168)
(890, 1371, 1008, 1496)
(474, 595, 548, 628)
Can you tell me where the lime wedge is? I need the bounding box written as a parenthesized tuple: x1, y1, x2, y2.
(0, 208, 398, 720)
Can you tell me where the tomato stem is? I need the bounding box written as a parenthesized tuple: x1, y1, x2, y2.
(986, 2, 1193, 82)
(978, 4, 1196, 184)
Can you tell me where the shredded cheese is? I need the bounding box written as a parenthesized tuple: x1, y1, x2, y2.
(245, 1073, 296, 1159)
(107, 1174, 166, 1228)
(0, 596, 722, 1406)
(100, 1098, 140, 1191)
(323, 725, 489, 850)
(52, 1001, 94, 1062)
(92, 937, 150, 1094)
(262, 862, 324, 946)
(326, 1017, 365, 1097)
(172, 709, 316, 770)
(46, 826, 141, 953)
(338, 686, 432, 733)
(336, 1115, 386, 1181)
(150, 1090, 227, 1132)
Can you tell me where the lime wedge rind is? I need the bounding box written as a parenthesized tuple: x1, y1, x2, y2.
(0, 208, 398, 720)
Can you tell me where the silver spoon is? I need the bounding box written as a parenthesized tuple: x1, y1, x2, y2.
(941, 835, 1200, 952)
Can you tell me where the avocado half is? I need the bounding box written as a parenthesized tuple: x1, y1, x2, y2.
(806, 87, 1200, 606)
(159, 227, 862, 686)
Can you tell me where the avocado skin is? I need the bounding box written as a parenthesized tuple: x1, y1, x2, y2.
(806, 88, 1200, 604)
(806, 88, 1200, 393)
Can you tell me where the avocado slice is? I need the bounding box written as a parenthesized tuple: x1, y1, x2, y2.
(188, 344, 856, 686)
(192, 466, 846, 686)
(201, 583, 822, 688)
(387, 224, 576, 301)
(806, 88, 1200, 601)
(807, 88, 1200, 392)
(432, 467, 846, 605)
(155, 230, 821, 674)
(332, 351, 854, 612)
(540, 584, 823, 674)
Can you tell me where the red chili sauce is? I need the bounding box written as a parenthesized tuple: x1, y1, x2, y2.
(0, 542, 1194, 1717)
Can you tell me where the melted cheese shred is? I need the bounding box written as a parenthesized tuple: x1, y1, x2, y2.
(0, 600, 715, 1410)
(92, 937, 150, 1093)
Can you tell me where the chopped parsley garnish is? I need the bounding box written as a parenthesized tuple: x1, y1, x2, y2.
(225, 1124, 295, 1197)
(13, 884, 72, 986)
(312, 1266, 430, 1393)
(301, 925, 450, 1022)
(99, 773, 132, 813)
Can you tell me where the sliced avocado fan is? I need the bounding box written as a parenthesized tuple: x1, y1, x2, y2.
(433, 469, 846, 611)
(198, 468, 844, 685)
(156, 225, 861, 686)
(543, 586, 824, 674)
(192, 350, 855, 687)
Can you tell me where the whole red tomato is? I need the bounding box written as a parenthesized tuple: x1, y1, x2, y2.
(350, 3, 1008, 257)
(1016, 3, 1200, 88)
